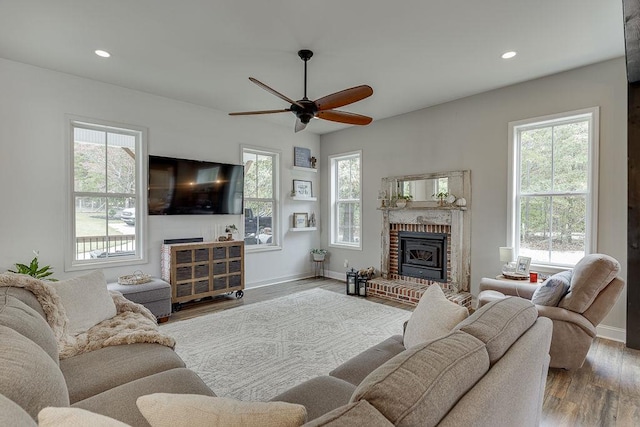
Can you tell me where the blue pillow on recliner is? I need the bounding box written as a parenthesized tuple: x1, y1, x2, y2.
(531, 271, 572, 306)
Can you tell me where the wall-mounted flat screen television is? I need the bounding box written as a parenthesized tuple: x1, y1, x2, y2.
(148, 155, 244, 215)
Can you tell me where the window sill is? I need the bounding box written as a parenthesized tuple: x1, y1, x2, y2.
(245, 245, 282, 254)
(65, 257, 147, 272)
(328, 243, 362, 251)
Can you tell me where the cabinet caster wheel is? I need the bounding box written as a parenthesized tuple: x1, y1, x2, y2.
(172, 302, 182, 312)
(236, 290, 244, 299)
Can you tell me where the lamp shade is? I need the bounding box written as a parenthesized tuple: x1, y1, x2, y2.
(499, 247, 514, 263)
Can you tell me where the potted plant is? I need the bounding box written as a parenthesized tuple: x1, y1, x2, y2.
(310, 248, 328, 261)
(395, 194, 412, 208)
(225, 224, 238, 240)
(433, 190, 449, 206)
(8, 250, 57, 281)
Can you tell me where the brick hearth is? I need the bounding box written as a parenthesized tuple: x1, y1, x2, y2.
(367, 277, 472, 308)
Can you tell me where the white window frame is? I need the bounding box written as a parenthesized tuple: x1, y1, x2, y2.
(65, 116, 148, 271)
(242, 146, 281, 252)
(507, 107, 599, 270)
(329, 150, 362, 250)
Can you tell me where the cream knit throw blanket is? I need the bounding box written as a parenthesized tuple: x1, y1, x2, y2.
(0, 273, 175, 359)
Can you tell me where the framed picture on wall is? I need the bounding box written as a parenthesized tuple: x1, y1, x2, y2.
(293, 180, 313, 198)
(293, 212, 308, 228)
(294, 147, 312, 168)
(515, 256, 532, 276)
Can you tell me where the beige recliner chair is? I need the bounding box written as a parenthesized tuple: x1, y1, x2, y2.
(478, 253, 624, 370)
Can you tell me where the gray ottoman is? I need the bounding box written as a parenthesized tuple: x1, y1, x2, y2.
(107, 278, 172, 322)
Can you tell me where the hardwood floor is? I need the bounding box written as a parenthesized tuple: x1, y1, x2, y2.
(166, 278, 640, 426)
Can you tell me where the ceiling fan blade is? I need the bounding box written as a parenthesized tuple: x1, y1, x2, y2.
(228, 109, 291, 116)
(317, 110, 373, 125)
(314, 85, 373, 111)
(249, 77, 304, 109)
(294, 118, 307, 133)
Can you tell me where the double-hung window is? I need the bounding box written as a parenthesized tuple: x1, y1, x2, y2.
(67, 118, 147, 269)
(242, 147, 279, 249)
(507, 107, 599, 268)
(329, 151, 362, 249)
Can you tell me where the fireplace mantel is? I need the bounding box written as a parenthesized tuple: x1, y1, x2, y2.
(380, 207, 470, 292)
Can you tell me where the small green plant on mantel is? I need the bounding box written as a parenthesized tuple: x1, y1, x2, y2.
(397, 194, 413, 201)
(433, 190, 449, 206)
(8, 250, 57, 281)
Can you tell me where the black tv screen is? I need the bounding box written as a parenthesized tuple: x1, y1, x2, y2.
(148, 155, 244, 215)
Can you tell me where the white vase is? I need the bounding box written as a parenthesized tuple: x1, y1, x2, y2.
(395, 200, 407, 208)
(313, 253, 325, 261)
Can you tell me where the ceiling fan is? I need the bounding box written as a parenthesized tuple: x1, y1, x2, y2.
(229, 50, 373, 132)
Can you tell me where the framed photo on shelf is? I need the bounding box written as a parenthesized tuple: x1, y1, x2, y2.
(294, 146, 312, 168)
(293, 212, 308, 228)
(293, 179, 313, 198)
(515, 256, 532, 276)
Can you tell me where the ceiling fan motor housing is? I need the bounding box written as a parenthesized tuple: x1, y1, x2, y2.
(291, 99, 318, 123)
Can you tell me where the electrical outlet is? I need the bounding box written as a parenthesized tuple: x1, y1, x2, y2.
(344, 259, 349, 268)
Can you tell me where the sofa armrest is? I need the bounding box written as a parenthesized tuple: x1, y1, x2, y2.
(535, 305, 597, 337)
(479, 278, 537, 300)
(271, 376, 356, 422)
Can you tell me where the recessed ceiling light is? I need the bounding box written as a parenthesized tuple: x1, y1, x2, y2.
(95, 50, 111, 58)
(501, 51, 517, 59)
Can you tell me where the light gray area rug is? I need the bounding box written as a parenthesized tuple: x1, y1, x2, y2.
(160, 288, 411, 401)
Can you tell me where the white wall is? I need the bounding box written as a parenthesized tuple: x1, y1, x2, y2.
(320, 58, 628, 337)
(0, 58, 321, 288)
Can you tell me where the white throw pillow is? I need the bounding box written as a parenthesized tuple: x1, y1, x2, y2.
(136, 394, 307, 427)
(403, 284, 469, 349)
(52, 270, 116, 335)
(38, 407, 130, 427)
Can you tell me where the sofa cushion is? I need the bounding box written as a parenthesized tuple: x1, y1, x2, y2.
(0, 325, 69, 419)
(559, 254, 620, 313)
(305, 401, 393, 427)
(38, 407, 130, 427)
(73, 368, 215, 427)
(271, 376, 356, 422)
(454, 296, 538, 364)
(403, 284, 469, 349)
(137, 393, 307, 427)
(52, 270, 117, 335)
(329, 335, 405, 386)
(0, 394, 37, 427)
(0, 293, 59, 362)
(531, 271, 571, 306)
(351, 330, 489, 427)
(60, 343, 185, 403)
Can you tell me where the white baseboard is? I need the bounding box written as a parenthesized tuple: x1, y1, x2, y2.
(596, 324, 626, 343)
(245, 272, 314, 289)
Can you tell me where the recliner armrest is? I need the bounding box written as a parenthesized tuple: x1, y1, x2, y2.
(535, 305, 597, 337)
(479, 278, 537, 300)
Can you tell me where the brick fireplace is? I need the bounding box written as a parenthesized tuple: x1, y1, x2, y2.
(368, 206, 472, 308)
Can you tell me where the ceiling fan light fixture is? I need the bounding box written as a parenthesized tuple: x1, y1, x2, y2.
(501, 51, 517, 59)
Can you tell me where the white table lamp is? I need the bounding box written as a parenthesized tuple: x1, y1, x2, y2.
(499, 247, 515, 273)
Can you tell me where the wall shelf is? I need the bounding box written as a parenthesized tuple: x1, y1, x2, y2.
(290, 227, 318, 232)
(291, 196, 317, 201)
(292, 166, 317, 173)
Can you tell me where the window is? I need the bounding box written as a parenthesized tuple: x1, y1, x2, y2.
(330, 151, 362, 249)
(67, 118, 147, 269)
(507, 107, 599, 268)
(242, 147, 279, 249)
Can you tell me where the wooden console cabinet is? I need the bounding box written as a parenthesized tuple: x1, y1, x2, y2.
(161, 240, 244, 310)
